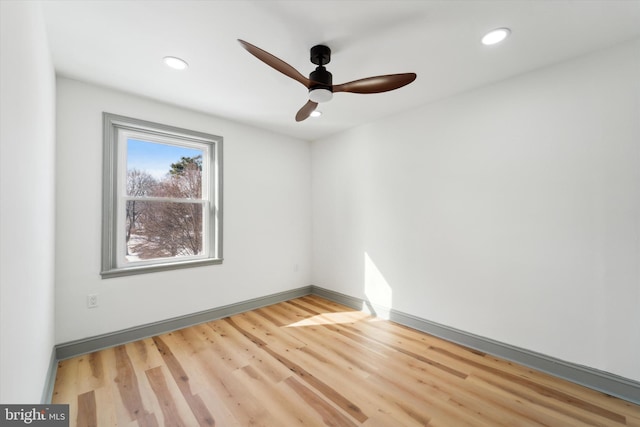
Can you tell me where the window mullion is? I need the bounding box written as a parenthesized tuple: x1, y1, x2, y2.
(124, 196, 206, 204)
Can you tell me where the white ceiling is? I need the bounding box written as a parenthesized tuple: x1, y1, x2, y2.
(41, 0, 640, 141)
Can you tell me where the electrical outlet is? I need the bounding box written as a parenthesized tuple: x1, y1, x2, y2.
(87, 294, 98, 308)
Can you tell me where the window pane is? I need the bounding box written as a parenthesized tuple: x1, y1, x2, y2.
(127, 138, 203, 198)
(125, 200, 204, 262)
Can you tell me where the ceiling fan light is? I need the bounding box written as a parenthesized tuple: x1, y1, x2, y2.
(482, 28, 511, 45)
(163, 56, 189, 70)
(310, 110, 322, 118)
(309, 88, 333, 103)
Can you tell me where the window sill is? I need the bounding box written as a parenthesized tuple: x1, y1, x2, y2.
(101, 257, 223, 279)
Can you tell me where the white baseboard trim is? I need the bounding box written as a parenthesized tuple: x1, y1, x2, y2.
(51, 284, 640, 405)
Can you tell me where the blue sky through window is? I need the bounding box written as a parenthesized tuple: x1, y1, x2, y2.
(127, 138, 202, 179)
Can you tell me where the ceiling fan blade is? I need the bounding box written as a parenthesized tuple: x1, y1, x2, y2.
(295, 100, 318, 122)
(238, 39, 312, 88)
(332, 73, 417, 94)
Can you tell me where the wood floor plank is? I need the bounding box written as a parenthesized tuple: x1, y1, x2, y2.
(145, 366, 189, 427)
(126, 338, 165, 372)
(438, 344, 627, 424)
(74, 353, 107, 398)
(464, 374, 615, 427)
(113, 345, 159, 427)
(77, 390, 97, 427)
(190, 346, 277, 425)
(284, 376, 360, 426)
(202, 319, 259, 370)
(151, 330, 215, 398)
(186, 316, 295, 389)
(230, 309, 309, 352)
(151, 336, 215, 426)
(224, 316, 370, 423)
(53, 295, 640, 427)
(52, 358, 80, 423)
(91, 386, 118, 427)
(364, 364, 496, 427)
(233, 365, 319, 426)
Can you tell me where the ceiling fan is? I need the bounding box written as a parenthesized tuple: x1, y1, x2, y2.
(238, 39, 417, 122)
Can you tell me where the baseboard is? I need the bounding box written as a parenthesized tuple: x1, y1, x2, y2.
(53, 284, 640, 405)
(55, 286, 312, 360)
(41, 346, 58, 403)
(311, 286, 640, 406)
(310, 285, 365, 310)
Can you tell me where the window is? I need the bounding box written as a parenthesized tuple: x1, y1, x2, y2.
(102, 113, 222, 278)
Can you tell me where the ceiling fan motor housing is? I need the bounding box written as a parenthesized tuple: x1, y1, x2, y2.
(310, 67, 332, 87)
(309, 69, 333, 102)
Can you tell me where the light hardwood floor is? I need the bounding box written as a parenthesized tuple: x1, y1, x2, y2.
(53, 295, 640, 426)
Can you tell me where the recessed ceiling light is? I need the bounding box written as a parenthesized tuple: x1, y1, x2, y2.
(482, 28, 511, 45)
(163, 56, 189, 70)
(310, 110, 322, 118)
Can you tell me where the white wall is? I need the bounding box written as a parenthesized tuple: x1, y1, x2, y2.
(55, 78, 311, 343)
(0, 2, 57, 403)
(312, 39, 640, 381)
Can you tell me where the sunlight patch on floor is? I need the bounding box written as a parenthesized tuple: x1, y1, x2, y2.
(285, 310, 379, 327)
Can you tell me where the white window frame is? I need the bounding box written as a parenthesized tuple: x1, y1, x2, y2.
(101, 113, 223, 278)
